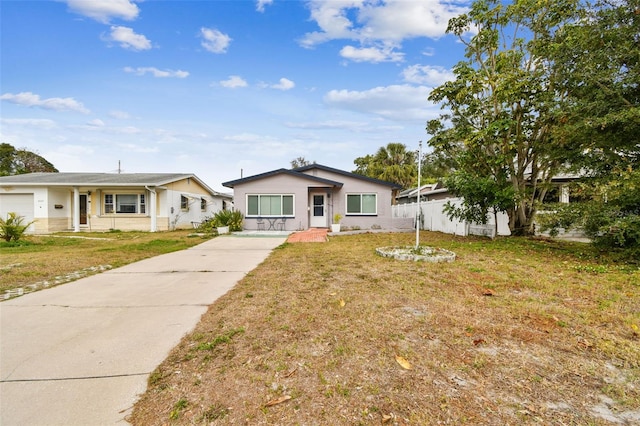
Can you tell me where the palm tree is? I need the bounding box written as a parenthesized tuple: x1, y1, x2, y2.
(366, 143, 417, 189)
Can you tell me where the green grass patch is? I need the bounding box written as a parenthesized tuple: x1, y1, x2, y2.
(196, 328, 245, 351)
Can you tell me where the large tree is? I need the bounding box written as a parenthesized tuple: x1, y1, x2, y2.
(427, 0, 579, 235)
(537, 0, 640, 253)
(0, 143, 58, 175)
(550, 0, 639, 176)
(353, 143, 417, 189)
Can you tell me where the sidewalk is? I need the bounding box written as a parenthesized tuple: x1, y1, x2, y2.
(0, 235, 287, 425)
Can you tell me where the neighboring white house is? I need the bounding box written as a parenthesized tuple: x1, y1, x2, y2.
(223, 164, 413, 231)
(394, 175, 584, 238)
(0, 172, 232, 233)
(395, 183, 444, 204)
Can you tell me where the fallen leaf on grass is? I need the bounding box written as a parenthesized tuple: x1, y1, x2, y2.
(339, 299, 345, 307)
(264, 395, 291, 407)
(395, 355, 412, 370)
(482, 288, 494, 296)
(578, 338, 593, 348)
(382, 414, 393, 423)
(283, 367, 298, 378)
(473, 338, 485, 346)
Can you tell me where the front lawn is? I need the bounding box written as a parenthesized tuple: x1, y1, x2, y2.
(130, 231, 640, 425)
(0, 230, 213, 294)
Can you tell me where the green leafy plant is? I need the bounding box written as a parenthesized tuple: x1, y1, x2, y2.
(0, 212, 35, 242)
(169, 398, 188, 420)
(197, 210, 244, 233)
(538, 169, 640, 260)
(196, 327, 245, 351)
(212, 209, 244, 232)
(333, 213, 343, 224)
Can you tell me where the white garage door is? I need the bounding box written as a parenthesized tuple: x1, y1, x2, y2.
(0, 194, 35, 231)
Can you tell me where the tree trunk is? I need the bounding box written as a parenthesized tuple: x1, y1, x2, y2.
(508, 202, 536, 236)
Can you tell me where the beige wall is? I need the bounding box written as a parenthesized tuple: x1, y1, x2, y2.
(1, 179, 226, 233)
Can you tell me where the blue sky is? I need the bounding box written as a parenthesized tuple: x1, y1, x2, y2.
(1, 0, 469, 191)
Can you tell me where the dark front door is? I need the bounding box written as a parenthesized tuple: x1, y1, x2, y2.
(80, 194, 88, 225)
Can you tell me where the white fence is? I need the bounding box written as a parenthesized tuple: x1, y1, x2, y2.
(392, 198, 511, 237)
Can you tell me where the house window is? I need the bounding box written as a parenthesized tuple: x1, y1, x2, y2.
(247, 194, 294, 217)
(140, 194, 146, 214)
(181, 195, 189, 211)
(346, 193, 377, 215)
(103, 193, 145, 214)
(201, 198, 207, 211)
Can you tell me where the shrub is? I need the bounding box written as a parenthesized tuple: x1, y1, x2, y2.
(197, 216, 218, 234)
(538, 168, 640, 261)
(0, 212, 35, 242)
(206, 210, 244, 232)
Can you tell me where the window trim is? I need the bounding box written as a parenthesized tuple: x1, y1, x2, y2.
(345, 193, 378, 216)
(103, 192, 147, 215)
(246, 194, 295, 217)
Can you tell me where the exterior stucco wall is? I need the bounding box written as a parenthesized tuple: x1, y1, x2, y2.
(0, 187, 45, 233)
(0, 180, 227, 233)
(301, 169, 398, 229)
(231, 169, 399, 231)
(232, 174, 310, 231)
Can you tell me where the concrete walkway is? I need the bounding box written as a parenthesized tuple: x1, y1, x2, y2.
(0, 235, 287, 425)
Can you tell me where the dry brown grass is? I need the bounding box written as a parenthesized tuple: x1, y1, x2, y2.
(0, 230, 212, 293)
(130, 232, 640, 425)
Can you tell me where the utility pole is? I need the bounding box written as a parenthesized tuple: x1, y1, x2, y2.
(415, 140, 422, 249)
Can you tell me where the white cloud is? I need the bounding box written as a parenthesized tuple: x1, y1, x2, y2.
(108, 110, 131, 119)
(340, 44, 404, 63)
(200, 28, 232, 53)
(422, 47, 436, 57)
(401, 64, 454, 86)
(223, 133, 267, 143)
(256, 0, 273, 12)
(300, 0, 469, 62)
(324, 84, 438, 121)
(70, 123, 142, 135)
(105, 26, 152, 51)
(284, 120, 368, 130)
(124, 67, 189, 78)
(356, 1, 468, 41)
(65, 0, 139, 24)
(0, 118, 57, 129)
(257, 78, 295, 90)
(299, 1, 357, 48)
(117, 142, 158, 153)
(0, 92, 90, 114)
(270, 78, 295, 91)
(219, 75, 248, 88)
(87, 119, 105, 127)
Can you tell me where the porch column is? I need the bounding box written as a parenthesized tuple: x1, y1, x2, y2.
(560, 185, 570, 203)
(73, 187, 80, 232)
(148, 187, 157, 232)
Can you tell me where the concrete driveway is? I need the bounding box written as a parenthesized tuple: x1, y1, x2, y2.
(0, 235, 287, 425)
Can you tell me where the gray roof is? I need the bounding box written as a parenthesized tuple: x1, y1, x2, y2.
(0, 172, 229, 197)
(222, 168, 344, 188)
(223, 164, 401, 189)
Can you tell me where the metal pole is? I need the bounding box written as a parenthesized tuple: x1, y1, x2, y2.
(415, 141, 422, 248)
